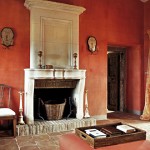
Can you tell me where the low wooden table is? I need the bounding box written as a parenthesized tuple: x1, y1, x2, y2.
(59, 133, 150, 150)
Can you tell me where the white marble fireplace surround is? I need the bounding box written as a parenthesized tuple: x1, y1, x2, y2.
(24, 1, 86, 124)
(24, 69, 86, 124)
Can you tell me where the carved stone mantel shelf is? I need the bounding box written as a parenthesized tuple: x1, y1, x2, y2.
(25, 69, 86, 79)
(24, 69, 86, 124)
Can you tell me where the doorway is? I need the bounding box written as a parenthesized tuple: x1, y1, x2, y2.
(107, 46, 126, 112)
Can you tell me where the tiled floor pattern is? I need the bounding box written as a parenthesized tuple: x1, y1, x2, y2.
(0, 111, 150, 150)
(0, 131, 72, 150)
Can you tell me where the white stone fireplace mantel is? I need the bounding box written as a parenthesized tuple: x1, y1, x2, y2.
(24, 1, 87, 124)
(24, 69, 86, 124)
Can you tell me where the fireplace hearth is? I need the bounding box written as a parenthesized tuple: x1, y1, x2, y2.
(16, 118, 96, 136)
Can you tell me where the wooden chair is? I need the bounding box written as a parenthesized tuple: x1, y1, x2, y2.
(0, 84, 16, 137)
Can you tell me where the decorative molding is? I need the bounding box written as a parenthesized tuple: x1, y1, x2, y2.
(24, 0, 85, 15)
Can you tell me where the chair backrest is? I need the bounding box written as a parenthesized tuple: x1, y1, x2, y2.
(0, 84, 11, 108)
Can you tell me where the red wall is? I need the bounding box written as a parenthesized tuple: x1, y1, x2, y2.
(0, 0, 145, 120)
(107, 0, 144, 113)
(0, 0, 30, 115)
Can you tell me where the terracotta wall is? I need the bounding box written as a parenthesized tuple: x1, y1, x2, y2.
(0, 0, 30, 115)
(107, 0, 144, 114)
(0, 0, 145, 119)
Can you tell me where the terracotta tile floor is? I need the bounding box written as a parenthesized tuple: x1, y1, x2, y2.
(0, 111, 150, 150)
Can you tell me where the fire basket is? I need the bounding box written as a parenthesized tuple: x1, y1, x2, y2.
(44, 99, 66, 120)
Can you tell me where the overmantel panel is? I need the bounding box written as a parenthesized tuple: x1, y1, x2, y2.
(24, 0, 85, 69)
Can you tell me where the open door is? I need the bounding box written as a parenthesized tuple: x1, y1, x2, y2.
(107, 46, 126, 112)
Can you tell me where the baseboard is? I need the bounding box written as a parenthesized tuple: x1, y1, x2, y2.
(92, 115, 107, 120)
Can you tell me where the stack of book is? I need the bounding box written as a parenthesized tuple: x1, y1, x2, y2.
(85, 129, 107, 138)
(116, 124, 136, 133)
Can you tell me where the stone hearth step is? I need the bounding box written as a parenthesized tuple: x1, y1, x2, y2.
(16, 118, 96, 136)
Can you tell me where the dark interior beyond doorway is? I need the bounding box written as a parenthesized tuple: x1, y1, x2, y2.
(107, 46, 126, 112)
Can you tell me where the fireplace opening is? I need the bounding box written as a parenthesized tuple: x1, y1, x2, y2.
(24, 70, 86, 124)
(34, 88, 77, 121)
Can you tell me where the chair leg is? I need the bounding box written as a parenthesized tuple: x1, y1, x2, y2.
(13, 116, 17, 137)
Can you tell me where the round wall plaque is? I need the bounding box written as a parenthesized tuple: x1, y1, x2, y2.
(87, 36, 97, 53)
(1, 27, 14, 47)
